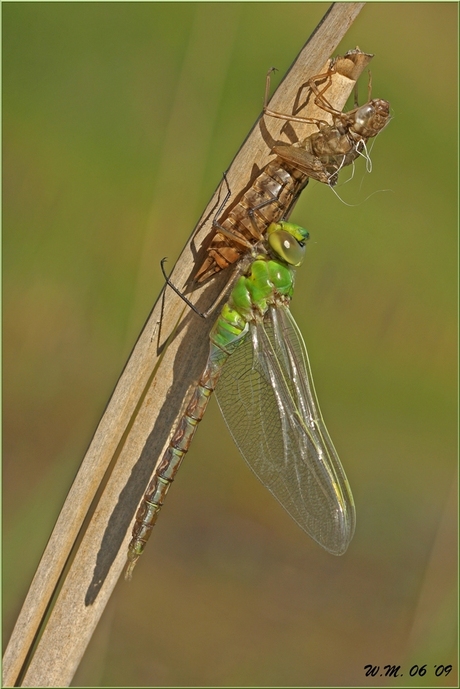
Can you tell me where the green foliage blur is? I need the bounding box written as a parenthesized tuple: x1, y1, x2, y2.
(3, 3, 457, 686)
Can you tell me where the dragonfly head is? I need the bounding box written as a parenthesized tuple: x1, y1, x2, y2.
(267, 221, 309, 267)
(352, 98, 391, 139)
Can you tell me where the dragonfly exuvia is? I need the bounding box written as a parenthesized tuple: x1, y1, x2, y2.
(126, 220, 355, 579)
(195, 51, 390, 283)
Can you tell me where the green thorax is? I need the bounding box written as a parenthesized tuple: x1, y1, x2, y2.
(211, 221, 309, 353)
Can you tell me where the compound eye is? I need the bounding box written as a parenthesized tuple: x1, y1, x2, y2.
(268, 230, 306, 265)
(354, 103, 374, 133)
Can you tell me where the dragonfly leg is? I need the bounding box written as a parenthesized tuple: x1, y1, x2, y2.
(212, 172, 233, 227)
(162, 258, 240, 320)
(353, 81, 359, 108)
(213, 172, 291, 248)
(264, 64, 358, 130)
(264, 66, 330, 127)
(246, 194, 287, 241)
(307, 68, 338, 115)
(212, 173, 255, 250)
(263, 66, 278, 112)
(161, 258, 207, 318)
(308, 66, 375, 122)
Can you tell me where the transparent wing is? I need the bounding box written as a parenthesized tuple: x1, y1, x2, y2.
(215, 305, 355, 554)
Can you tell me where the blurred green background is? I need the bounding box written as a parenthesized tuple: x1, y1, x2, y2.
(3, 3, 457, 686)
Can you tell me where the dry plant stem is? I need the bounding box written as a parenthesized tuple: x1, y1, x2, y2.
(3, 3, 367, 686)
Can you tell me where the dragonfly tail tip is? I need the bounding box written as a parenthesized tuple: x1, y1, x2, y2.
(125, 557, 138, 581)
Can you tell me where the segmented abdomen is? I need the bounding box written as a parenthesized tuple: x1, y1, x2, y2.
(194, 158, 308, 283)
(126, 342, 229, 579)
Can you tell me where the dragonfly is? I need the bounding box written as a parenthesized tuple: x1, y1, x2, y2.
(194, 55, 390, 284)
(126, 220, 355, 579)
(264, 60, 391, 185)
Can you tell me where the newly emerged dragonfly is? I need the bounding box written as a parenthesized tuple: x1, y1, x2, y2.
(195, 53, 390, 283)
(126, 220, 355, 579)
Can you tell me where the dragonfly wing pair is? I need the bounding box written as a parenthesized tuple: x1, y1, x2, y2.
(216, 304, 356, 555)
